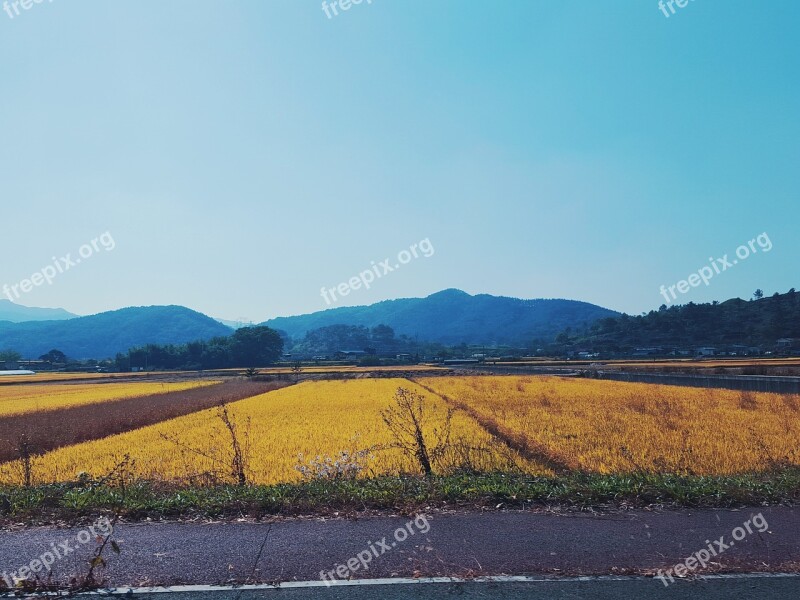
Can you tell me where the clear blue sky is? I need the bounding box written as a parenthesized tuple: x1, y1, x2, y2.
(1, 0, 798, 322)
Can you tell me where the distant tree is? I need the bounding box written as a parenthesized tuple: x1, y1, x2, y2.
(230, 326, 283, 368)
(293, 324, 371, 356)
(201, 337, 232, 369)
(0, 350, 21, 363)
(291, 361, 302, 382)
(753, 289, 764, 300)
(370, 325, 396, 352)
(114, 352, 130, 372)
(39, 349, 67, 364)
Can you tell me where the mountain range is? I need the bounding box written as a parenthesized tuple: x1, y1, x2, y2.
(0, 300, 76, 323)
(0, 291, 619, 359)
(262, 289, 618, 346)
(0, 306, 232, 359)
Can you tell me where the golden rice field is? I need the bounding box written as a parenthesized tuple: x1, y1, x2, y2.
(0, 372, 160, 385)
(1, 375, 797, 486)
(0, 378, 539, 485)
(419, 376, 800, 475)
(0, 380, 219, 417)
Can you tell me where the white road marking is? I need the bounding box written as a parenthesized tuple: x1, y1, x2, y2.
(4, 572, 797, 596)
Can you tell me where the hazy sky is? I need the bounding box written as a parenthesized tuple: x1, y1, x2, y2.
(1, 0, 798, 322)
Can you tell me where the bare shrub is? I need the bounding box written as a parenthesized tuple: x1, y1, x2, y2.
(291, 361, 303, 382)
(15, 434, 36, 487)
(381, 387, 453, 477)
(218, 405, 250, 485)
(160, 403, 252, 485)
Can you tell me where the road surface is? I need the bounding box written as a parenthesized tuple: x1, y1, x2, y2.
(0, 508, 797, 596)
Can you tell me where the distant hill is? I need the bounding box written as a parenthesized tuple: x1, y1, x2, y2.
(0, 306, 233, 359)
(262, 289, 619, 346)
(0, 300, 77, 323)
(216, 318, 255, 330)
(561, 289, 800, 351)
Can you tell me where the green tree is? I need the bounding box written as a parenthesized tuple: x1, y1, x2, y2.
(0, 350, 21, 363)
(39, 349, 67, 364)
(230, 326, 283, 368)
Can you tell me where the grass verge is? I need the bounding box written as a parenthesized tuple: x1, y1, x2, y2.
(0, 468, 798, 524)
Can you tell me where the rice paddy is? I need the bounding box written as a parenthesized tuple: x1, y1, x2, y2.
(0, 375, 797, 486)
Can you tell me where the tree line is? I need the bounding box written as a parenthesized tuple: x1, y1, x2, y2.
(114, 326, 284, 371)
(554, 288, 800, 352)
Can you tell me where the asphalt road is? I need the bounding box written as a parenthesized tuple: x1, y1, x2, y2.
(0, 508, 797, 592)
(5, 577, 800, 599)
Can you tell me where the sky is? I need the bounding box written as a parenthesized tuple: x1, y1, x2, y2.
(1, 0, 798, 322)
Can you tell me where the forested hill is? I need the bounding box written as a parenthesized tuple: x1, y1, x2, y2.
(263, 289, 619, 346)
(0, 306, 233, 359)
(562, 289, 800, 351)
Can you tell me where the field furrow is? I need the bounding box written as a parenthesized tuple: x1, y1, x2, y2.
(414, 380, 579, 474)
